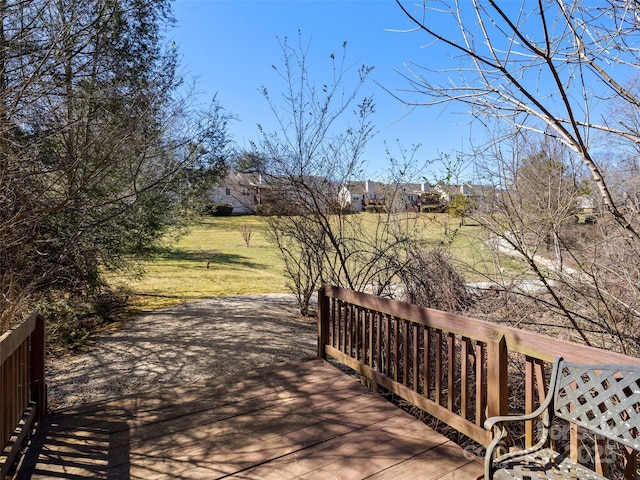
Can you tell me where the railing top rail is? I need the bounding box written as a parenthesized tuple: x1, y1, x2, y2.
(0, 313, 38, 364)
(321, 285, 640, 366)
(322, 284, 498, 343)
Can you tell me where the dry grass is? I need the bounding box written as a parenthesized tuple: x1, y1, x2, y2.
(360, 212, 520, 283)
(110, 213, 522, 311)
(109, 216, 289, 310)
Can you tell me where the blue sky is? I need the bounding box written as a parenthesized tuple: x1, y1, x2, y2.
(169, 1, 480, 179)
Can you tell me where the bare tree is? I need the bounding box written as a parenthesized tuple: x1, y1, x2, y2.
(257, 33, 372, 315)
(259, 34, 452, 315)
(239, 224, 253, 247)
(394, 0, 640, 242)
(393, 1, 640, 353)
(264, 215, 325, 317)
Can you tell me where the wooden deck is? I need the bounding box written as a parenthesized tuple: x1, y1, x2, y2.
(15, 359, 482, 479)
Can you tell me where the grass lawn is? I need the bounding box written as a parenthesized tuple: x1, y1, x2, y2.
(111, 216, 289, 310)
(112, 213, 520, 311)
(363, 212, 518, 283)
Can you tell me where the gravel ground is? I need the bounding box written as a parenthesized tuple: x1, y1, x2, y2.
(46, 294, 317, 411)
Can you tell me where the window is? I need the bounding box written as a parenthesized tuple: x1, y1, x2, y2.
(225, 188, 231, 196)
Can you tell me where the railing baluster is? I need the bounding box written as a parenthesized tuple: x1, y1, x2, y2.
(447, 332, 455, 412)
(525, 356, 546, 447)
(475, 341, 486, 427)
(343, 301, 348, 354)
(362, 307, 367, 363)
(1, 357, 8, 448)
(359, 307, 364, 361)
(393, 317, 399, 382)
(624, 446, 637, 480)
(403, 320, 409, 386)
(352, 305, 357, 359)
(368, 310, 374, 368)
(594, 435, 607, 476)
(32, 313, 48, 417)
(354, 305, 359, 359)
(525, 356, 534, 447)
(435, 329, 443, 406)
(424, 327, 431, 397)
(330, 297, 336, 348)
(376, 313, 382, 372)
(17, 345, 23, 422)
(384, 314, 391, 377)
(336, 301, 342, 352)
(461, 337, 469, 421)
(9, 353, 15, 440)
(337, 299, 342, 350)
(317, 287, 329, 360)
(347, 303, 352, 357)
(361, 309, 366, 365)
(412, 324, 419, 392)
(352, 306, 356, 360)
(20, 344, 26, 418)
(341, 301, 347, 354)
(360, 307, 366, 362)
(570, 423, 579, 462)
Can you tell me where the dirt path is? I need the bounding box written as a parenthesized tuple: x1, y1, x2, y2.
(46, 294, 317, 411)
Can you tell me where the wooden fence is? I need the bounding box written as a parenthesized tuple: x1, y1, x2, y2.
(0, 313, 46, 478)
(317, 285, 640, 477)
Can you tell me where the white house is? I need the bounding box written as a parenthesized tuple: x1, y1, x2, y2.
(379, 182, 429, 211)
(339, 181, 433, 212)
(210, 172, 263, 213)
(339, 180, 394, 212)
(212, 173, 486, 215)
(433, 184, 472, 203)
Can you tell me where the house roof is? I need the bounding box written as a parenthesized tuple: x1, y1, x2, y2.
(380, 183, 423, 194)
(342, 182, 368, 195)
(342, 181, 424, 197)
(218, 172, 263, 188)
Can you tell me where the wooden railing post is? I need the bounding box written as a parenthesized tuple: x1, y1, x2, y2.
(486, 333, 508, 420)
(317, 286, 329, 360)
(30, 314, 46, 419)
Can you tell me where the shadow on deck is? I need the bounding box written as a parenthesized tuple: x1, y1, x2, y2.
(15, 359, 482, 479)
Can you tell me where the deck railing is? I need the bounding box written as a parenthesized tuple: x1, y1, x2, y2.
(0, 313, 46, 478)
(317, 285, 640, 477)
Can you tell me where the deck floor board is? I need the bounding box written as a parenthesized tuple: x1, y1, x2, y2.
(17, 359, 483, 480)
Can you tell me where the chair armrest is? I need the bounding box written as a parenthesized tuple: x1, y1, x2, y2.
(484, 356, 563, 479)
(484, 356, 562, 431)
(483, 401, 549, 430)
(484, 408, 553, 479)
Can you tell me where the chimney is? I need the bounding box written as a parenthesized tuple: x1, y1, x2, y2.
(366, 180, 375, 199)
(421, 183, 430, 193)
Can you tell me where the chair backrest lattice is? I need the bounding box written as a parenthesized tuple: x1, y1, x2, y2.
(553, 361, 640, 451)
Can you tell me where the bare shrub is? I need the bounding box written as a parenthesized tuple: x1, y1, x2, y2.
(394, 1, 640, 357)
(264, 216, 323, 317)
(398, 248, 471, 312)
(239, 224, 253, 247)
